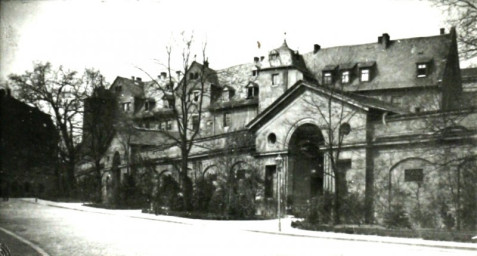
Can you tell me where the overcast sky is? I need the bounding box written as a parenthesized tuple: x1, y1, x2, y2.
(0, 0, 459, 84)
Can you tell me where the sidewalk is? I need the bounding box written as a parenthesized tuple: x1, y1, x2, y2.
(22, 198, 477, 251)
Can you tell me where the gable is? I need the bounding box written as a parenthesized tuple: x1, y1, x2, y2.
(251, 83, 370, 154)
(247, 81, 374, 131)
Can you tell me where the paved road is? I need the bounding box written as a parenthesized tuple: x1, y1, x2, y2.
(0, 199, 475, 256)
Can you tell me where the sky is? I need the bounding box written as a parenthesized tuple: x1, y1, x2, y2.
(0, 0, 461, 84)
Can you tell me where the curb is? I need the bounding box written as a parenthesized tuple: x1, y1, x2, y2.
(244, 229, 477, 251)
(20, 198, 477, 251)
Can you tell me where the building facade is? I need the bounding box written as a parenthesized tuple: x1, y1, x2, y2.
(0, 88, 59, 198)
(81, 28, 477, 227)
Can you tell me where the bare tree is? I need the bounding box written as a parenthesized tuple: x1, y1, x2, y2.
(139, 33, 212, 209)
(8, 62, 89, 196)
(429, 0, 477, 60)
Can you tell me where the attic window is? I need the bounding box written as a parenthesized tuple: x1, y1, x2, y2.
(189, 72, 199, 80)
(323, 72, 333, 85)
(341, 71, 350, 84)
(270, 50, 279, 60)
(417, 63, 428, 78)
(360, 69, 370, 82)
(115, 86, 122, 92)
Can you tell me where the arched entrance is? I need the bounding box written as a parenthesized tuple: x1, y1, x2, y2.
(288, 124, 325, 210)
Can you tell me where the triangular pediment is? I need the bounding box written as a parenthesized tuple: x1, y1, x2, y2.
(246, 80, 404, 131)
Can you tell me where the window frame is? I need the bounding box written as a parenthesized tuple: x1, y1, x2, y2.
(323, 72, 333, 85)
(192, 115, 200, 131)
(360, 68, 370, 82)
(223, 112, 231, 128)
(271, 73, 279, 86)
(416, 63, 428, 78)
(341, 70, 350, 84)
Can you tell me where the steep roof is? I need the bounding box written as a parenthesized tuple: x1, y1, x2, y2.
(247, 80, 407, 130)
(110, 76, 145, 97)
(302, 32, 454, 91)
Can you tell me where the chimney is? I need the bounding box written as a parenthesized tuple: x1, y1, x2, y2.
(136, 77, 142, 82)
(313, 44, 321, 54)
(131, 76, 135, 81)
(440, 28, 445, 35)
(260, 56, 265, 61)
(381, 33, 390, 49)
(254, 57, 259, 63)
(161, 72, 167, 80)
(377, 36, 383, 44)
(204, 59, 209, 68)
(176, 71, 182, 81)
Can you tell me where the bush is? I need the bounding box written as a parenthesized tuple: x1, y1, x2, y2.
(305, 192, 333, 225)
(340, 192, 365, 224)
(384, 203, 411, 229)
(192, 176, 216, 212)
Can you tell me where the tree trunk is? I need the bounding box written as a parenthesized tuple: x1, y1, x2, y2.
(180, 147, 192, 211)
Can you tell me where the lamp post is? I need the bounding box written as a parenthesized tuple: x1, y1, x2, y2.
(275, 154, 283, 232)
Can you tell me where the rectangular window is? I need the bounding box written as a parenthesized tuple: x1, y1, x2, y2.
(166, 121, 172, 130)
(405, 169, 424, 182)
(272, 74, 279, 85)
(341, 71, 350, 84)
(157, 122, 163, 130)
(323, 72, 332, 85)
(193, 90, 200, 102)
(115, 86, 122, 92)
(265, 165, 276, 198)
(360, 69, 370, 82)
(145, 101, 151, 111)
(223, 112, 231, 127)
(252, 70, 258, 76)
(192, 115, 199, 131)
(122, 102, 131, 112)
(417, 64, 428, 78)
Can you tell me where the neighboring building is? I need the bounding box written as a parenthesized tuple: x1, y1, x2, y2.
(86, 27, 477, 227)
(461, 67, 477, 106)
(0, 87, 58, 198)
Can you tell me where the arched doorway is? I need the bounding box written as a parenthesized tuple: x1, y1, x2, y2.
(288, 124, 325, 210)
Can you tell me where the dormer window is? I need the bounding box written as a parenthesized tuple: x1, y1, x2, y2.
(270, 50, 279, 60)
(358, 61, 375, 82)
(341, 71, 350, 84)
(322, 65, 337, 85)
(360, 69, 370, 82)
(323, 72, 333, 85)
(416, 58, 432, 78)
(417, 63, 428, 78)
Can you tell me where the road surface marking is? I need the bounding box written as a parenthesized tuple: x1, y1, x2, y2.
(0, 227, 50, 256)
